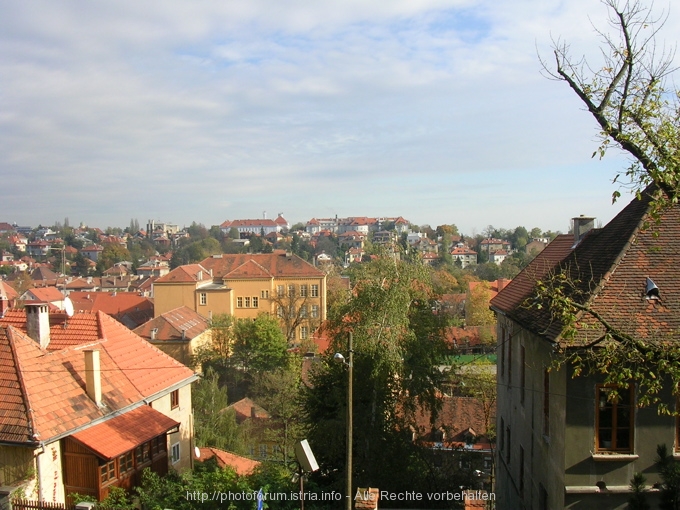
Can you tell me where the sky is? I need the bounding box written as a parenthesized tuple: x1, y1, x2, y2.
(1, 0, 678, 236)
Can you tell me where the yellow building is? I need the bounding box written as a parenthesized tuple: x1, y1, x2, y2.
(153, 252, 327, 345)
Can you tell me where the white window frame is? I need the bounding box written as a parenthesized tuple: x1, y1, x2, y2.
(311, 284, 319, 298)
(171, 442, 180, 464)
(199, 292, 207, 306)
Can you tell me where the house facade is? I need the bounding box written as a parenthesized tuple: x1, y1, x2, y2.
(0, 306, 197, 504)
(491, 187, 677, 509)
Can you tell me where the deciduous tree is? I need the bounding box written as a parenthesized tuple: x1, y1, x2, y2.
(545, 0, 680, 218)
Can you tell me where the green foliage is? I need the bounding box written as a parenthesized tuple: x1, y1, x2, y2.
(233, 313, 288, 373)
(657, 444, 680, 510)
(98, 243, 131, 271)
(171, 238, 221, 268)
(193, 368, 245, 453)
(252, 361, 307, 465)
(304, 258, 456, 495)
(72, 487, 133, 509)
(465, 282, 496, 328)
(628, 472, 651, 510)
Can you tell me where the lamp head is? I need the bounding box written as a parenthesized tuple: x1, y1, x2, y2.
(334, 352, 346, 363)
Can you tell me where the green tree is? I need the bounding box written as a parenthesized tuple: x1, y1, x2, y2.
(98, 243, 131, 271)
(252, 361, 307, 466)
(233, 313, 288, 373)
(465, 281, 496, 327)
(171, 238, 221, 268)
(657, 444, 680, 510)
(628, 472, 651, 510)
(546, 0, 680, 218)
(192, 368, 244, 453)
(304, 258, 456, 496)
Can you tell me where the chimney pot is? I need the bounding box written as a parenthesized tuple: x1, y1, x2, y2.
(26, 303, 50, 349)
(572, 216, 596, 245)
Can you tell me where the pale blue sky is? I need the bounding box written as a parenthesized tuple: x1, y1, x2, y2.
(1, 0, 676, 234)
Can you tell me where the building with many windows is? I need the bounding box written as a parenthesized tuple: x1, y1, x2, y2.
(153, 252, 326, 345)
(491, 187, 677, 509)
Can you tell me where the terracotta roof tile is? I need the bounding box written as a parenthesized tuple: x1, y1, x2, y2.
(155, 264, 210, 284)
(227, 397, 270, 423)
(195, 447, 260, 476)
(23, 287, 65, 303)
(414, 395, 493, 447)
(71, 405, 179, 459)
(134, 306, 209, 342)
(223, 259, 272, 279)
(200, 253, 324, 279)
(490, 186, 673, 346)
(0, 310, 195, 442)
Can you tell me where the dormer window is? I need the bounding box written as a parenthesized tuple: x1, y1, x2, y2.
(645, 277, 660, 300)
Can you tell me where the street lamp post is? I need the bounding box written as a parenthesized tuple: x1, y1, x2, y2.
(334, 332, 353, 510)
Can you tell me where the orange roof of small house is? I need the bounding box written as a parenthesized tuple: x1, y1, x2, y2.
(68, 291, 153, 316)
(22, 287, 64, 303)
(227, 397, 270, 423)
(194, 447, 261, 476)
(414, 395, 494, 448)
(134, 306, 209, 342)
(155, 264, 211, 284)
(0, 312, 195, 444)
(0, 281, 19, 301)
(71, 405, 179, 459)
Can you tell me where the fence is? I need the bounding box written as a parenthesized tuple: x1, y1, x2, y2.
(11, 499, 76, 510)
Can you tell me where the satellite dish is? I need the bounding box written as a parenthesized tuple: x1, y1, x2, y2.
(194, 446, 201, 459)
(63, 297, 74, 317)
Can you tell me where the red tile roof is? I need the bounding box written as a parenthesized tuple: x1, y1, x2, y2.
(0, 311, 195, 443)
(200, 253, 324, 279)
(68, 291, 153, 316)
(227, 397, 270, 423)
(155, 264, 210, 284)
(194, 447, 260, 476)
(414, 395, 494, 448)
(71, 405, 179, 459)
(0, 281, 18, 301)
(134, 306, 209, 342)
(23, 287, 65, 303)
(223, 259, 272, 279)
(491, 186, 673, 347)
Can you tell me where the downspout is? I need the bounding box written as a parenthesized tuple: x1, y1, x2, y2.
(35, 443, 45, 501)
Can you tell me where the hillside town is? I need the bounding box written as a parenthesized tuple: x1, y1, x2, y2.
(4, 1, 680, 509)
(0, 210, 549, 509)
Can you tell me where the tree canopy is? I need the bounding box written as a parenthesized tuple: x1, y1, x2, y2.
(304, 258, 466, 496)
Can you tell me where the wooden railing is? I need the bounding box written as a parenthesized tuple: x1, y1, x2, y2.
(11, 499, 76, 510)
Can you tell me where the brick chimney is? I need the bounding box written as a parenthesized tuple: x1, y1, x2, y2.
(26, 303, 50, 349)
(84, 350, 102, 406)
(572, 215, 596, 245)
(497, 278, 510, 292)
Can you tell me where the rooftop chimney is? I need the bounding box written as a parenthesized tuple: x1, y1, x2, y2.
(84, 350, 102, 406)
(0, 297, 9, 317)
(572, 215, 596, 245)
(26, 303, 50, 349)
